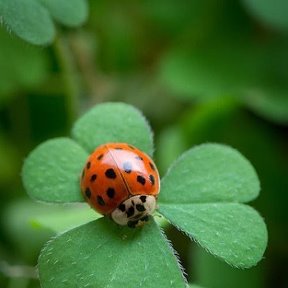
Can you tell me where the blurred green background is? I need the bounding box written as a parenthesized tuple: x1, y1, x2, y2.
(0, 1, 288, 287)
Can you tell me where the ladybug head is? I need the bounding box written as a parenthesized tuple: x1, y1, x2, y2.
(111, 195, 156, 227)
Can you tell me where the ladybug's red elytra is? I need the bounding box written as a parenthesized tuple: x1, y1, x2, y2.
(81, 143, 160, 227)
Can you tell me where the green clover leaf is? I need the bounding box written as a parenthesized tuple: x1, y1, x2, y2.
(22, 102, 267, 287)
(159, 144, 267, 268)
(23, 138, 88, 203)
(72, 102, 154, 156)
(39, 218, 186, 288)
(0, 0, 88, 45)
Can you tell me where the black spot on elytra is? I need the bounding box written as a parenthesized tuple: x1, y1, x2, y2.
(135, 156, 143, 161)
(136, 204, 145, 212)
(118, 203, 125, 212)
(97, 195, 105, 206)
(140, 195, 147, 202)
(105, 168, 116, 179)
(97, 154, 103, 160)
(86, 161, 91, 169)
(106, 187, 115, 198)
(90, 174, 97, 182)
(149, 174, 155, 185)
(123, 162, 132, 173)
(85, 187, 91, 198)
(149, 162, 155, 171)
(137, 175, 146, 185)
(126, 206, 135, 217)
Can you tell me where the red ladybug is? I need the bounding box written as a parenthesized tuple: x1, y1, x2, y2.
(81, 143, 160, 227)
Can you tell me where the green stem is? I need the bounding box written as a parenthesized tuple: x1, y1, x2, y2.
(68, 32, 108, 104)
(53, 34, 80, 127)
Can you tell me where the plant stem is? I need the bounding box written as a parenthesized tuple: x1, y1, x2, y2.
(68, 32, 114, 105)
(53, 34, 80, 127)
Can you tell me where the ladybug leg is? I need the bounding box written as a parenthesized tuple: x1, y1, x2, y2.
(127, 215, 150, 229)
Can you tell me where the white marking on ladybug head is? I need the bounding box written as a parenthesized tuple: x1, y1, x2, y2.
(111, 195, 156, 226)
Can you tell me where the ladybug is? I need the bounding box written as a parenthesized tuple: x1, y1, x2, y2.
(81, 143, 160, 227)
